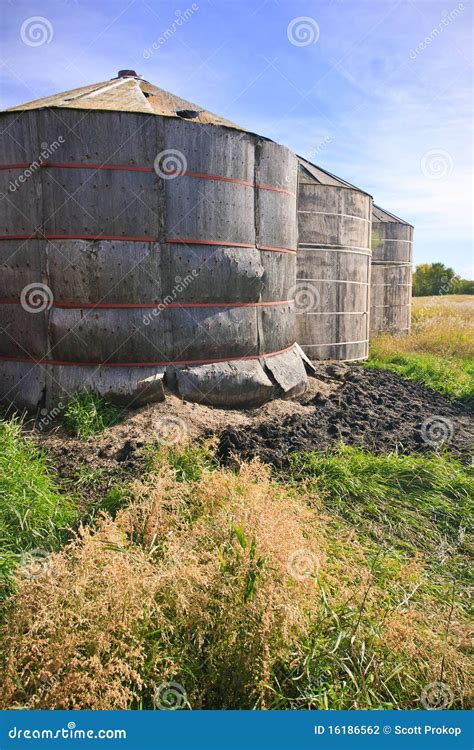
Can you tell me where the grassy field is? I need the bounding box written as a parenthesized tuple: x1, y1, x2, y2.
(367, 295, 474, 403)
(0, 296, 472, 710)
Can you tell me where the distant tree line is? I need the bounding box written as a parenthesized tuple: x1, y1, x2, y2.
(412, 263, 474, 296)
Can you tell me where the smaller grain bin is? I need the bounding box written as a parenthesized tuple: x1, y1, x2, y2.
(370, 205, 413, 335)
(296, 159, 372, 361)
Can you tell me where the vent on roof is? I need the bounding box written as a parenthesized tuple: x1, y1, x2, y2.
(118, 69, 140, 78)
(176, 109, 200, 120)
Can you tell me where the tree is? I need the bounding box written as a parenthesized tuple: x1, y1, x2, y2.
(412, 263, 472, 296)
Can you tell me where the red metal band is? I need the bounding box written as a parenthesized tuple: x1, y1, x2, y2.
(0, 233, 158, 242)
(258, 183, 294, 196)
(0, 299, 293, 310)
(0, 234, 296, 254)
(0, 161, 295, 196)
(0, 163, 33, 171)
(0, 344, 295, 368)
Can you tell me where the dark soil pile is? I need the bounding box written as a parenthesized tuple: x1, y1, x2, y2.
(217, 366, 473, 468)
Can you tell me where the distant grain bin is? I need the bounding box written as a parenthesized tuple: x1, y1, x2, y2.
(0, 71, 308, 409)
(296, 159, 372, 361)
(370, 206, 413, 335)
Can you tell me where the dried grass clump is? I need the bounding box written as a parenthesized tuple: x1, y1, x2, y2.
(118, 461, 325, 708)
(1, 461, 325, 709)
(1, 519, 160, 709)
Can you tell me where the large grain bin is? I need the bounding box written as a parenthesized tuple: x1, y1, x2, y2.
(296, 159, 372, 361)
(0, 71, 308, 409)
(370, 205, 413, 335)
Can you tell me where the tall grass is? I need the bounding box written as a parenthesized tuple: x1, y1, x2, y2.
(1, 446, 471, 710)
(0, 417, 76, 595)
(63, 391, 120, 438)
(288, 445, 473, 586)
(368, 295, 474, 403)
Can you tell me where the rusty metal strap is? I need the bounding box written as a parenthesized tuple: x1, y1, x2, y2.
(0, 162, 295, 197)
(0, 343, 296, 369)
(0, 299, 293, 310)
(0, 234, 296, 254)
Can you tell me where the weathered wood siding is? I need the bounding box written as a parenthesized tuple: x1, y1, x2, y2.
(0, 109, 307, 408)
(296, 177, 372, 361)
(370, 221, 413, 335)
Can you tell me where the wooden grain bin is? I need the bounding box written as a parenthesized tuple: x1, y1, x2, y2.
(296, 159, 372, 361)
(370, 205, 413, 335)
(0, 73, 308, 409)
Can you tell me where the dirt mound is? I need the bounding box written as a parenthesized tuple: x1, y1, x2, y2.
(31, 382, 335, 487)
(217, 366, 473, 468)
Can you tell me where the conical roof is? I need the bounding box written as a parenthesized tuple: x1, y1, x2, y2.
(5, 70, 244, 130)
(372, 204, 412, 226)
(298, 156, 373, 198)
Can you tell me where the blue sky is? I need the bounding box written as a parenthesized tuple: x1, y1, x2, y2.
(1, 0, 472, 276)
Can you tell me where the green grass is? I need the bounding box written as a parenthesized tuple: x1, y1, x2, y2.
(145, 441, 218, 482)
(288, 445, 473, 587)
(274, 445, 474, 708)
(269, 583, 419, 710)
(365, 352, 474, 404)
(63, 391, 121, 438)
(0, 417, 76, 595)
